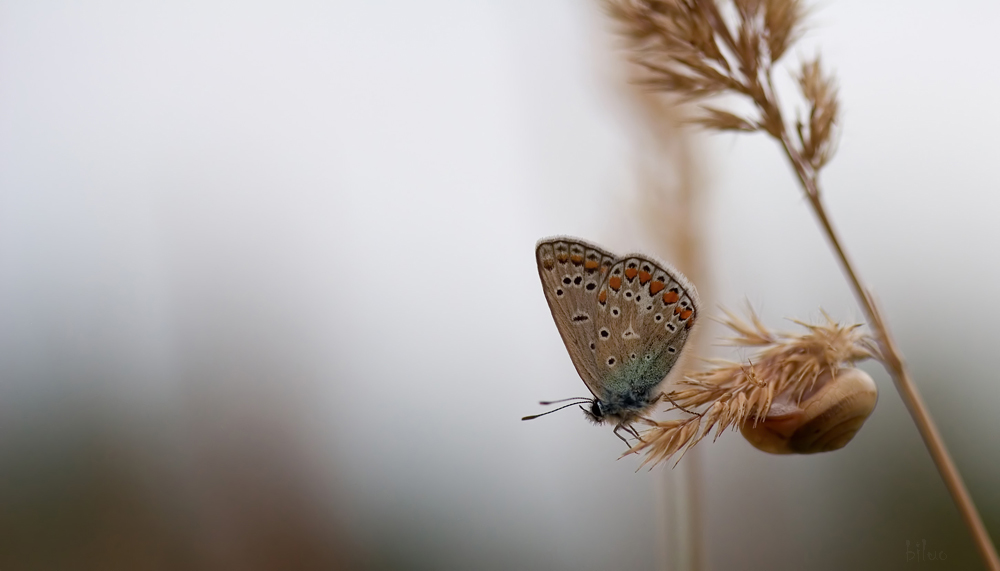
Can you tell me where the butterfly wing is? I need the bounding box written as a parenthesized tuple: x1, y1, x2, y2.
(535, 237, 616, 398)
(592, 254, 699, 401)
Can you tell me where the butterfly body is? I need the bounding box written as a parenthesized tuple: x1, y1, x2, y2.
(582, 358, 664, 425)
(531, 237, 699, 438)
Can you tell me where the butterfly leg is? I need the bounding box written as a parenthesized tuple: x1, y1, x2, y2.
(622, 423, 643, 442)
(660, 392, 702, 417)
(613, 423, 645, 447)
(612, 424, 633, 446)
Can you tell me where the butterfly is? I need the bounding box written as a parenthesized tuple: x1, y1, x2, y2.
(523, 237, 699, 444)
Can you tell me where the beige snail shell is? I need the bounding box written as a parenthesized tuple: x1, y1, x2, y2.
(741, 368, 878, 454)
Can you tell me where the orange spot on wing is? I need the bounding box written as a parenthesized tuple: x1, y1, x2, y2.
(680, 309, 693, 320)
(686, 313, 696, 329)
(598, 290, 607, 304)
(542, 260, 554, 270)
(609, 276, 622, 291)
(584, 259, 599, 270)
(556, 253, 568, 263)
(638, 270, 651, 284)
(674, 306, 683, 315)
(649, 281, 665, 295)
(663, 290, 679, 304)
(570, 254, 583, 265)
(624, 267, 638, 280)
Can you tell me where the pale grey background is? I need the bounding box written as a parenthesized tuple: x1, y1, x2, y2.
(1, 1, 998, 569)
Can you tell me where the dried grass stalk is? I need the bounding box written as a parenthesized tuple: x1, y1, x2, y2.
(604, 0, 1000, 567)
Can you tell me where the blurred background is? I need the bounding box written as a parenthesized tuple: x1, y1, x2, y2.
(2, 1, 999, 569)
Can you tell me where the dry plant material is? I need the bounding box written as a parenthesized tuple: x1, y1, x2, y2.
(605, 0, 836, 174)
(628, 309, 877, 468)
(604, 0, 1000, 567)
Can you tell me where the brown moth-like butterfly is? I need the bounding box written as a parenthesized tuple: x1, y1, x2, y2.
(523, 237, 699, 443)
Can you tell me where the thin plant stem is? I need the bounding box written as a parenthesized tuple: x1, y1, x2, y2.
(628, 83, 707, 571)
(756, 53, 999, 571)
(774, 130, 1000, 571)
(670, 123, 705, 571)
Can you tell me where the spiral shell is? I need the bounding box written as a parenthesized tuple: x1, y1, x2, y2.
(741, 368, 877, 454)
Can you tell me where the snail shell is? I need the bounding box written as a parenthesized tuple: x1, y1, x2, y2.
(741, 368, 877, 454)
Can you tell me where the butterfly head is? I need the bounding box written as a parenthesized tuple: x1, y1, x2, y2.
(584, 399, 605, 423)
(582, 391, 651, 426)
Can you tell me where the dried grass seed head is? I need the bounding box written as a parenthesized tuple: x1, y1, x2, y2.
(606, 0, 838, 170)
(627, 309, 878, 466)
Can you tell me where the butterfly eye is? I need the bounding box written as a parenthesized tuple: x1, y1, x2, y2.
(590, 402, 603, 418)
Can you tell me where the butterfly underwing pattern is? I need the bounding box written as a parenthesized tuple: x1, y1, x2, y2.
(526, 236, 699, 443)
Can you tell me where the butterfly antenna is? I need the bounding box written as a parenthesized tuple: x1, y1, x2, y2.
(521, 399, 593, 421)
(538, 397, 592, 405)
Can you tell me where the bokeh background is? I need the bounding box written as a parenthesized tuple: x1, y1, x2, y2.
(2, 1, 999, 570)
